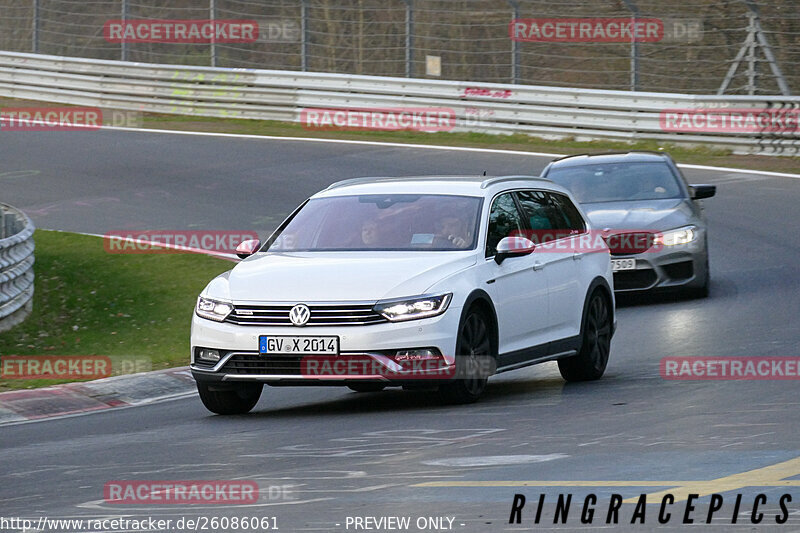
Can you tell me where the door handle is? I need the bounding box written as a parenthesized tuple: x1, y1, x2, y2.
(573, 252, 584, 261)
(533, 261, 544, 271)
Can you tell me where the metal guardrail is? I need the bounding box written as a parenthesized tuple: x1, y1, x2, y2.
(0, 203, 35, 333)
(0, 51, 798, 154)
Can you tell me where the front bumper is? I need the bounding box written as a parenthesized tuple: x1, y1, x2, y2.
(190, 305, 461, 384)
(612, 237, 708, 292)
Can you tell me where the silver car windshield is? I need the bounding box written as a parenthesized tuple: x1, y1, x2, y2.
(547, 162, 683, 203)
(267, 194, 483, 252)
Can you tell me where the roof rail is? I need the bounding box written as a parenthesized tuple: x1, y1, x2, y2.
(325, 174, 553, 191)
(325, 176, 396, 190)
(480, 175, 551, 189)
(552, 150, 669, 162)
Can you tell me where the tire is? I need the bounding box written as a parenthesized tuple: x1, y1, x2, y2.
(196, 382, 262, 415)
(439, 309, 493, 404)
(347, 383, 386, 393)
(558, 291, 612, 382)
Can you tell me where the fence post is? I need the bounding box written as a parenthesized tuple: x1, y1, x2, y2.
(507, 0, 520, 84)
(301, 0, 309, 71)
(210, 0, 217, 67)
(121, 0, 128, 61)
(404, 0, 414, 78)
(32, 0, 40, 53)
(622, 0, 640, 91)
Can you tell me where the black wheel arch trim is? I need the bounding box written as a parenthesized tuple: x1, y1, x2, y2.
(582, 277, 616, 342)
(459, 289, 499, 354)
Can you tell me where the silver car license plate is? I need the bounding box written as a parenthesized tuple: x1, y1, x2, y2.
(611, 258, 636, 272)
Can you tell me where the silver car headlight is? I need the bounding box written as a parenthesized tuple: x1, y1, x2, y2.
(196, 296, 234, 322)
(374, 294, 452, 322)
(655, 226, 697, 246)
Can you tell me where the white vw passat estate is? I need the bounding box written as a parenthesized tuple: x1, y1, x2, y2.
(191, 176, 615, 414)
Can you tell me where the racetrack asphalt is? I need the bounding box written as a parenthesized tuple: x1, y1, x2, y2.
(1, 129, 799, 531)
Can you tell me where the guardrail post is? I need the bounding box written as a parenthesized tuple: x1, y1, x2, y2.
(0, 203, 36, 334)
(507, 0, 520, 84)
(404, 0, 414, 78)
(622, 0, 640, 91)
(32, 0, 40, 53)
(301, 0, 309, 71)
(210, 0, 217, 67)
(121, 0, 129, 61)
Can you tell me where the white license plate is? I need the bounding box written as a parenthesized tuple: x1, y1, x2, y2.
(611, 258, 636, 272)
(259, 335, 339, 355)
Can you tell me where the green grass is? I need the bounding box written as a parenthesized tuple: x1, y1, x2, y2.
(0, 230, 232, 391)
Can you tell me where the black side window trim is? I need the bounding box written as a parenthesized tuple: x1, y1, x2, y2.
(484, 191, 528, 258)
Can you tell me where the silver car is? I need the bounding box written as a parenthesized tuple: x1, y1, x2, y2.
(541, 151, 715, 298)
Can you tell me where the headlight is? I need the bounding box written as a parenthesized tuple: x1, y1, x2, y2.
(655, 226, 696, 246)
(374, 294, 452, 322)
(195, 296, 233, 322)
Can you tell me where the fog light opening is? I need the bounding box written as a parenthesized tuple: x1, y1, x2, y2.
(392, 349, 441, 362)
(197, 348, 221, 362)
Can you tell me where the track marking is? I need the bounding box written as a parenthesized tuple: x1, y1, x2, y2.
(626, 455, 800, 503)
(75, 123, 800, 180)
(412, 455, 800, 503)
(7, 118, 800, 178)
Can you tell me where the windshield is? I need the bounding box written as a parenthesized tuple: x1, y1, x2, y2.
(546, 161, 684, 203)
(266, 194, 483, 252)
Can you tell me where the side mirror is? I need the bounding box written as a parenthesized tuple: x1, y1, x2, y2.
(494, 236, 536, 264)
(690, 184, 716, 200)
(235, 239, 261, 259)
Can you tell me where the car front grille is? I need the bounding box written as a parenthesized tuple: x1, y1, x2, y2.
(221, 354, 302, 375)
(606, 232, 657, 256)
(224, 303, 387, 326)
(614, 268, 658, 290)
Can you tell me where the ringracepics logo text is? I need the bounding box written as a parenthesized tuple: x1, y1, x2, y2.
(300, 108, 456, 132)
(509, 493, 793, 526)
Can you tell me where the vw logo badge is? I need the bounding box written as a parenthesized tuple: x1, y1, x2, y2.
(289, 304, 311, 326)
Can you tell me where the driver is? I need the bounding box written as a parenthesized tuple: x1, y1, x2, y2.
(435, 215, 470, 248)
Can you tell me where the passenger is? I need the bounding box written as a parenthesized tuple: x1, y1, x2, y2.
(361, 219, 381, 246)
